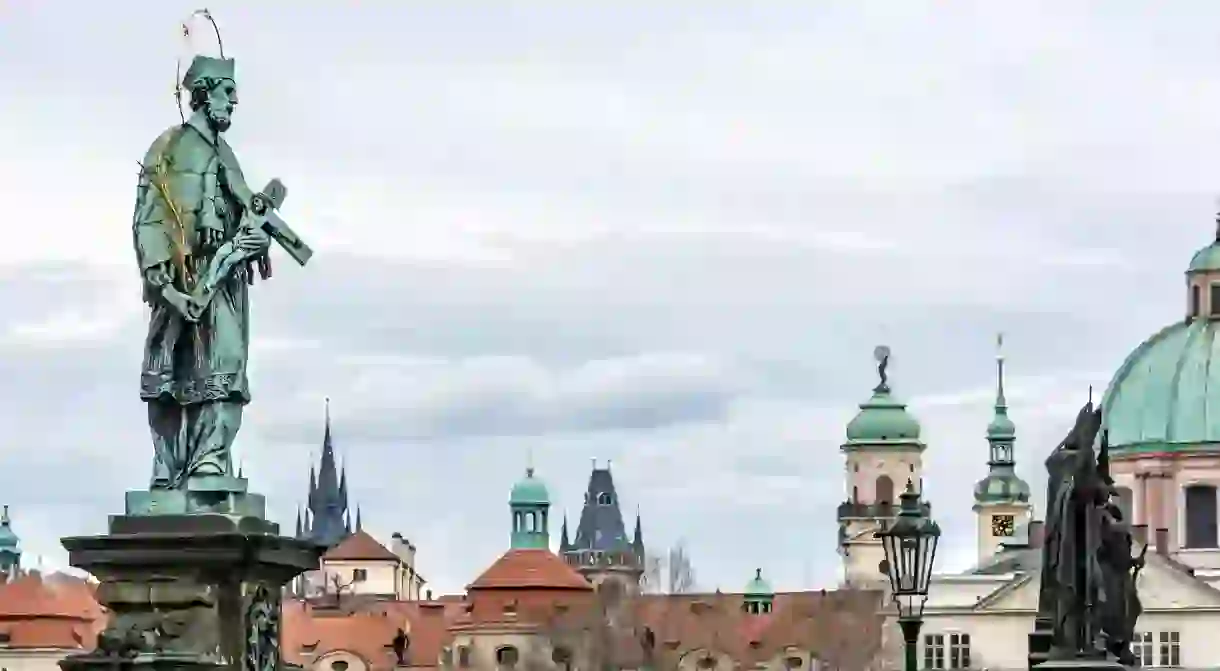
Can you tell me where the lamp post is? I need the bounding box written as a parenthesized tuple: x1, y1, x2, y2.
(876, 481, 941, 671)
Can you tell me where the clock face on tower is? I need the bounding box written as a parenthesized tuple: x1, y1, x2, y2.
(991, 514, 1015, 537)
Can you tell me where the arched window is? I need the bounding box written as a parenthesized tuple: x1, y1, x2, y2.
(852, 486, 859, 502)
(495, 646, 519, 668)
(1185, 485, 1219, 548)
(875, 475, 894, 505)
(597, 492, 613, 505)
(526, 512, 537, 532)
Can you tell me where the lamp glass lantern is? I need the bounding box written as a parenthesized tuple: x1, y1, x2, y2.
(876, 481, 941, 619)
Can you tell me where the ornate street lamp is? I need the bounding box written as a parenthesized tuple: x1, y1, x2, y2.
(875, 481, 941, 671)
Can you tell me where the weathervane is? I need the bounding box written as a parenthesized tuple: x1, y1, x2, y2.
(873, 344, 891, 392)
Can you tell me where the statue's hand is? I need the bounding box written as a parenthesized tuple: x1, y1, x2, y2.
(235, 227, 271, 256)
(161, 287, 201, 322)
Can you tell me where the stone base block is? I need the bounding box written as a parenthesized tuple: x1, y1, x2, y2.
(58, 513, 321, 671)
(125, 477, 265, 518)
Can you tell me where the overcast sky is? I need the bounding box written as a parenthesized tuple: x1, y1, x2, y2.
(2, 1, 1218, 594)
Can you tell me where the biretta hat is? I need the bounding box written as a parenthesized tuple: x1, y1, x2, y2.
(181, 55, 235, 88)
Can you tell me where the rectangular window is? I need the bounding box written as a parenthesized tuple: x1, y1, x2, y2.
(948, 633, 971, 669)
(1210, 284, 1220, 316)
(1159, 631, 1180, 667)
(353, 568, 368, 582)
(923, 634, 945, 670)
(1132, 632, 1153, 667)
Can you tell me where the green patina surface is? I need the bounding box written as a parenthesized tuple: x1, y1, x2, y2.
(1102, 317, 1220, 452)
(974, 471, 1031, 503)
(126, 50, 314, 515)
(509, 468, 551, 506)
(743, 568, 773, 598)
(510, 468, 551, 550)
(1188, 242, 1220, 273)
(842, 384, 924, 450)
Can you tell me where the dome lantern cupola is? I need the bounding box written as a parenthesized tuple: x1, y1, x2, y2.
(0, 505, 21, 578)
(1185, 210, 1220, 321)
(509, 466, 551, 550)
(742, 568, 774, 615)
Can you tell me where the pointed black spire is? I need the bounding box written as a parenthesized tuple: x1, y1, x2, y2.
(569, 462, 630, 560)
(295, 507, 303, 538)
(632, 508, 645, 561)
(305, 398, 350, 548)
(559, 514, 571, 552)
(356, 506, 363, 533)
(339, 462, 349, 512)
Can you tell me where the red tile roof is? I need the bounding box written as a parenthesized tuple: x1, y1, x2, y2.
(467, 550, 593, 591)
(324, 531, 402, 562)
(0, 572, 107, 650)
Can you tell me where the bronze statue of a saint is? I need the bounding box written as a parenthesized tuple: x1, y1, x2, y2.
(133, 54, 280, 490)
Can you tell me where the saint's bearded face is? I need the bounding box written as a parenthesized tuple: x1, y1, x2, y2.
(204, 79, 239, 133)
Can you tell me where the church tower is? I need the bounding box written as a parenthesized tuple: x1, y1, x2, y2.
(509, 467, 551, 549)
(838, 346, 927, 587)
(0, 506, 20, 581)
(562, 461, 645, 593)
(298, 399, 353, 549)
(973, 335, 1032, 562)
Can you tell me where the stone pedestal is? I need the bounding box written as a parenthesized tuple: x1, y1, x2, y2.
(1028, 618, 1054, 670)
(58, 505, 321, 671)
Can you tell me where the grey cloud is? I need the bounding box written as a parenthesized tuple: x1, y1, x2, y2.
(259, 352, 745, 442)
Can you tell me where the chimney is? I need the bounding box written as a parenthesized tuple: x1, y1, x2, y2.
(426, 589, 433, 601)
(390, 533, 410, 564)
(1027, 521, 1045, 549)
(1155, 528, 1169, 555)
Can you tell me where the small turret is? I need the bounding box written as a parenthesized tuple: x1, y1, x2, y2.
(742, 568, 774, 615)
(0, 506, 22, 580)
(509, 467, 551, 549)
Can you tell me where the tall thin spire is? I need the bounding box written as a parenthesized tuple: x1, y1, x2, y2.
(355, 506, 363, 532)
(995, 333, 1007, 409)
(295, 507, 303, 537)
(305, 397, 351, 548)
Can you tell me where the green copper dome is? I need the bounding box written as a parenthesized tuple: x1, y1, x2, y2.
(1188, 242, 1220, 273)
(974, 472, 1031, 503)
(987, 411, 1016, 440)
(1102, 319, 1220, 452)
(744, 568, 773, 597)
(510, 468, 550, 505)
(0, 506, 19, 552)
(844, 386, 922, 446)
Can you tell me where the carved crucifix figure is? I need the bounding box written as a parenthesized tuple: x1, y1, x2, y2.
(133, 54, 312, 490)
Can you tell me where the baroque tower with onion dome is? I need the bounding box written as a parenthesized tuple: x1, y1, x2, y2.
(972, 334, 1032, 563)
(837, 346, 929, 587)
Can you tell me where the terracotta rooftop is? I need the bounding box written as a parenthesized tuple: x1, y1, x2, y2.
(0, 572, 106, 650)
(324, 531, 402, 562)
(467, 549, 593, 591)
(284, 598, 461, 670)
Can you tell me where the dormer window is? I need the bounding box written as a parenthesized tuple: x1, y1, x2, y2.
(597, 492, 613, 505)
